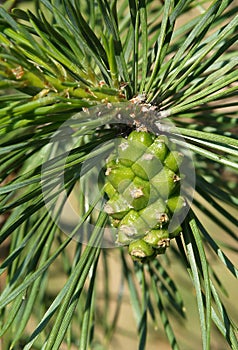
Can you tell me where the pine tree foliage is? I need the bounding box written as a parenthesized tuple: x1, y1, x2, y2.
(0, 0, 238, 349)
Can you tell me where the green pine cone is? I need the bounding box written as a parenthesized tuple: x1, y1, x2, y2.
(104, 130, 185, 262)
